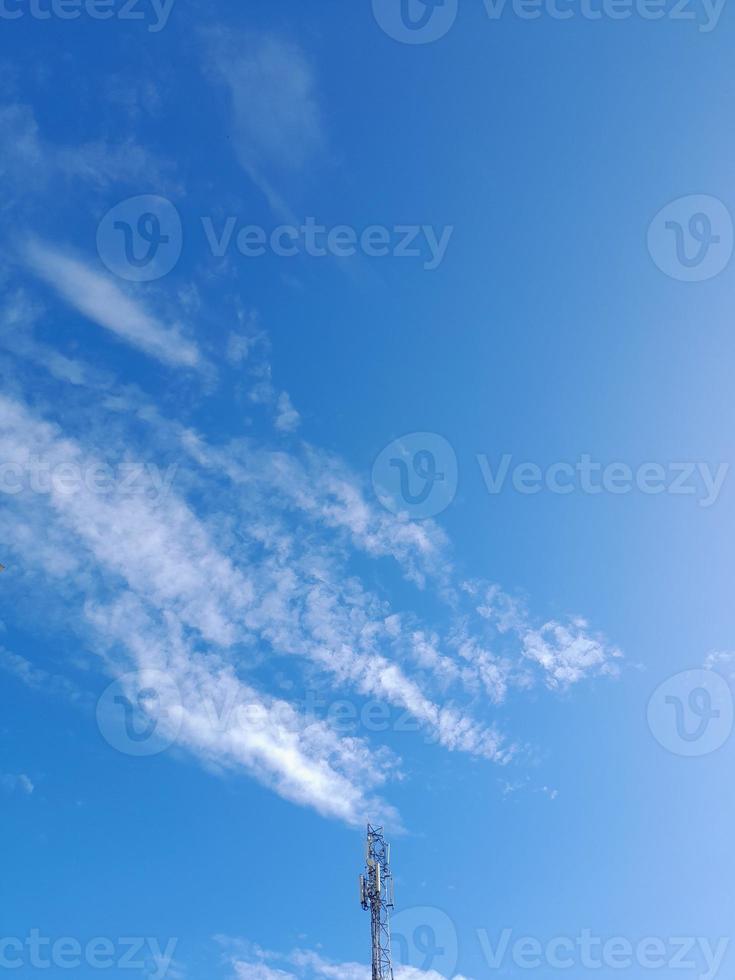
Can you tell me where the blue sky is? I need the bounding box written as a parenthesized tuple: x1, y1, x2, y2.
(1, 2, 735, 979)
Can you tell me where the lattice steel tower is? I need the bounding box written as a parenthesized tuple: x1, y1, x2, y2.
(360, 824, 395, 980)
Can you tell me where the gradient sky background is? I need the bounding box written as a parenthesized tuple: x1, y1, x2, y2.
(1, 1, 735, 978)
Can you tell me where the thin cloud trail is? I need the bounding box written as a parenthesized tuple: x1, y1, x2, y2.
(0, 289, 622, 823)
(23, 239, 203, 371)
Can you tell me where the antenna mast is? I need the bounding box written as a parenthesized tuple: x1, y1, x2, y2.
(360, 823, 395, 980)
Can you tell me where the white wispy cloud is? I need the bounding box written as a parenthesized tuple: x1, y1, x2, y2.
(0, 103, 42, 186)
(0, 293, 622, 824)
(86, 594, 399, 825)
(23, 240, 203, 370)
(234, 964, 295, 980)
(464, 581, 622, 690)
(274, 391, 300, 433)
(243, 338, 302, 434)
(0, 102, 174, 192)
(0, 391, 508, 777)
(225, 941, 475, 980)
(0, 289, 113, 389)
(1, 772, 34, 795)
(521, 619, 622, 687)
(704, 651, 735, 671)
(205, 32, 325, 220)
(0, 647, 85, 702)
(0, 395, 416, 822)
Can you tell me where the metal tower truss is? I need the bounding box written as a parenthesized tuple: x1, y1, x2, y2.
(360, 823, 395, 980)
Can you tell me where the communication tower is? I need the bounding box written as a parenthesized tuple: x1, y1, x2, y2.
(360, 824, 395, 980)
